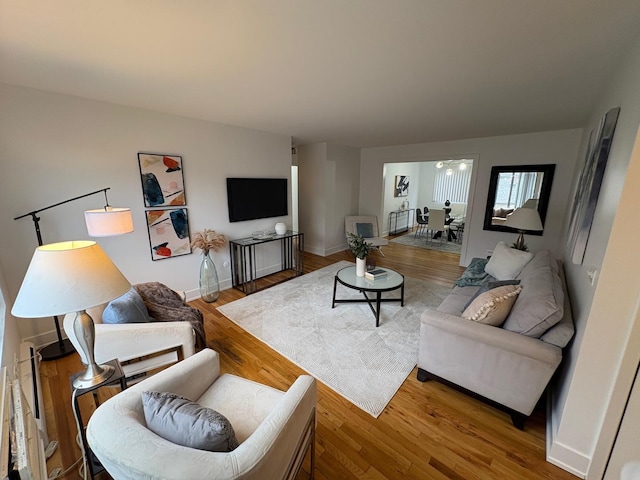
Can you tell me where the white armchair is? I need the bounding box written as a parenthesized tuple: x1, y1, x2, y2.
(87, 349, 317, 480)
(345, 215, 389, 256)
(63, 287, 196, 382)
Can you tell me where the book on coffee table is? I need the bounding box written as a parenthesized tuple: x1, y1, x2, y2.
(365, 268, 387, 280)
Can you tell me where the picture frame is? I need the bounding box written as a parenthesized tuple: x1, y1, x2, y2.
(568, 107, 620, 265)
(138, 153, 186, 207)
(145, 208, 192, 261)
(394, 175, 409, 197)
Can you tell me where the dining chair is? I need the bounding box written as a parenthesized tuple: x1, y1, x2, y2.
(415, 208, 429, 237)
(426, 209, 448, 243)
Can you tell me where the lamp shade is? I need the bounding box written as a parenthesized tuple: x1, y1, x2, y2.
(504, 208, 543, 231)
(11, 240, 130, 318)
(84, 207, 134, 237)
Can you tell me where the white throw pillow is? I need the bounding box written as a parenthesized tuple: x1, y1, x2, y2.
(484, 241, 534, 280)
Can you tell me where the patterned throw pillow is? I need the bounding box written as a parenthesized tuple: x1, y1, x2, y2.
(142, 391, 239, 452)
(461, 285, 522, 326)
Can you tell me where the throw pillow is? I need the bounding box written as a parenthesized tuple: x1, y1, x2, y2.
(463, 279, 521, 310)
(142, 391, 239, 452)
(356, 222, 375, 238)
(102, 287, 151, 324)
(462, 285, 522, 326)
(484, 241, 533, 280)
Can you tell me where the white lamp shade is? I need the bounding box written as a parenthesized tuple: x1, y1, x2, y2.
(504, 208, 543, 231)
(11, 240, 131, 318)
(84, 207, 134, 237)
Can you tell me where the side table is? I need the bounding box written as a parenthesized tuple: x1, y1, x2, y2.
(70, 359, 126, 479)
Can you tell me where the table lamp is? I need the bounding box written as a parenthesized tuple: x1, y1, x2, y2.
(504, 207, 543, 251)
(11, 241, 131, 389)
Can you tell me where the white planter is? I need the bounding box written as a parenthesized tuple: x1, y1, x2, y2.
(275, 222, 287, 235)
(356, 257, 367, 277)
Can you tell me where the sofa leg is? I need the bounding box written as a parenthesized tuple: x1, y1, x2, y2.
(417, 368, 432, 382)
(510, 412, 527, 430)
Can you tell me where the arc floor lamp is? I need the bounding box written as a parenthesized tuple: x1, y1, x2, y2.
(13, 187, 133, 361)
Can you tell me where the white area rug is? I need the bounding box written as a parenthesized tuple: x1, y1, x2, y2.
(217, 261, 450, 417)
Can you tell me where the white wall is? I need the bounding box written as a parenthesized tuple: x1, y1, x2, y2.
(297, 142, 360, 256)
(550, 34, 640, 478)
(382, 162, 421, 235)
(360, 131, 582, 267)
(0, 83, 292, 348)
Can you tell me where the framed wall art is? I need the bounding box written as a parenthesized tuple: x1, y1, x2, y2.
(567, 107, 620, 265)
(146, 208, 192, 261)
(138, 153, 186, 207)
(394, 175, 409, 197)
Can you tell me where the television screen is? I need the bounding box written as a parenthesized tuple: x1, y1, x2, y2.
(227, 178, 288, 223)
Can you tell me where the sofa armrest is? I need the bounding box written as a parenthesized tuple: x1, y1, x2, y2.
(419, 310, 562, 415)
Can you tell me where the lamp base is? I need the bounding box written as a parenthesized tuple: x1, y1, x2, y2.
(39, 338, 76, 361)
(72, 363, 115, 390)
(513, 231, 528, 251)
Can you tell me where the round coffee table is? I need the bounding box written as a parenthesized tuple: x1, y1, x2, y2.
(331, 266, 405, 327)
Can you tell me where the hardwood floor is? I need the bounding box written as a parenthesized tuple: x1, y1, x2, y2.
(40, 241, 577, 479)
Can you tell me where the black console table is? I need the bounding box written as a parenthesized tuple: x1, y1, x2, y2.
(229, 230, 304, 294)
(388, 209, 415, 235)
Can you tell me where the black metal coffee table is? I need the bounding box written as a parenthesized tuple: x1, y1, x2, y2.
(332, 266, 405, 327)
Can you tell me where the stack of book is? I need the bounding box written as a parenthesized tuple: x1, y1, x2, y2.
(365, 268, 387, 281)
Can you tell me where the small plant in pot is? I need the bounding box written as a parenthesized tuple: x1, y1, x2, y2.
(347, 233, 371, 277)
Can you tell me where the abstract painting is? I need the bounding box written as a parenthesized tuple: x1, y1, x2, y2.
(394, 175, 409, 197)
(138, 153, 186, 207)
(146, 208, 192, 261)
(567, 107, 620, 265)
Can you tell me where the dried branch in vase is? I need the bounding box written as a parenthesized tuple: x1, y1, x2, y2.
(191, 229, 227, 255)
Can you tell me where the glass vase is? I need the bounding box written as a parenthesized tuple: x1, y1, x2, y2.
(199, 252, 220, 303)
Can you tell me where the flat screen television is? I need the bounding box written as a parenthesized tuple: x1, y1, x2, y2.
(227, 178, 288, 223)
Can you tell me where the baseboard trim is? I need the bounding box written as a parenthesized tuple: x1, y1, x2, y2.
(547, 438, 589, 478)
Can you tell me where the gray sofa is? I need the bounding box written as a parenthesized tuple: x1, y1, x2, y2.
(417, 249, 574, 428)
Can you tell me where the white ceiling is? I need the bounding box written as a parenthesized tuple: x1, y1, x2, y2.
(2, 1, 640, 148)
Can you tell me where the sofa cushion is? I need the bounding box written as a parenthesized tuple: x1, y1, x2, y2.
(503, 250, 564, 338)
(461, 285, 522, 326)
(540, 262, 575, 347)
(437, 286, 480, 315)
(102, 287, 151, 324)
(356, 222, 375, 238)
(142, 391, 239, 452)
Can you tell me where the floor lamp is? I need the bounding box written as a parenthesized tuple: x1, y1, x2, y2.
(13, 187, 133, 361)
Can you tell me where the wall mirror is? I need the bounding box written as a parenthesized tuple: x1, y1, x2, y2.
(483, 164, 556, 234)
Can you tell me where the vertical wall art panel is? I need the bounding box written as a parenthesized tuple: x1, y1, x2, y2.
(146, 208, 192, 261)
(138, 153, 186, 207)
(568, 107, 620, 265)
(394, 175, 409, 197)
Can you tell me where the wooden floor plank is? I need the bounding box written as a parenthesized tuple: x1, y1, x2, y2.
(39, 240, 578, 480)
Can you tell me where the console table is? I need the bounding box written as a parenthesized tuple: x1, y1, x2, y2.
(229, 230, 304, 294)
(388, 209, 415, 235)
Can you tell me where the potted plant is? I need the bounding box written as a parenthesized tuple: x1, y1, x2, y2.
(347, 233, 371, 277)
